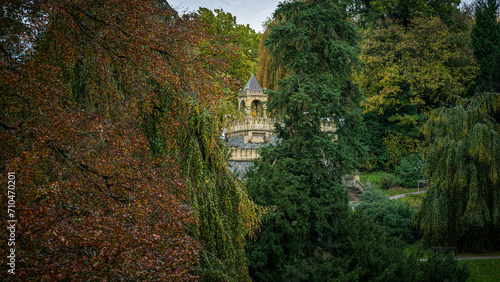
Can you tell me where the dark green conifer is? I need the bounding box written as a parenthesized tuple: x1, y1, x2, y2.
(471, 0, 500, 92)
(244, 0, 364, 279)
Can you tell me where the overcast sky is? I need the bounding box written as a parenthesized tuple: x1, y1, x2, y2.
(169, 0, 476, 33)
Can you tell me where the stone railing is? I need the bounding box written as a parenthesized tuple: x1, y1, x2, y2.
(229, 118, 336, 134)
(229, 147, 260, 161)
(320, 122, 336, 132)
(342, 172, 365, 193)
(239, 89, 267, 97)
(228, 118, 276, 134)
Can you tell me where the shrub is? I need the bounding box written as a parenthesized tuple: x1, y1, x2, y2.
(396, 153, 423, 188)
(357, 189, 420, 244)
(379, 173, 400, 190)
(317, 211, 469, 281)
(419, 252, 470, 282)
(358, 188, 389, 203)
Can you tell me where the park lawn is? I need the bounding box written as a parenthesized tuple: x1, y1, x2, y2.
(359, 171, 386, 187)
(466, 259, 500, 282)
(359, 171, 422, 197)
(405, 240, 429, 259)
(385, 187, 420, 197)
(394, 193, 425, 209)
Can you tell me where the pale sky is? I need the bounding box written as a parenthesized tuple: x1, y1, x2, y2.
(169, 0, 476, 33)
(169, 0, 288, 33)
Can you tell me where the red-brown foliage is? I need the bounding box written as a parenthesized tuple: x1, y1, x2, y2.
(1, 0, 231, 279)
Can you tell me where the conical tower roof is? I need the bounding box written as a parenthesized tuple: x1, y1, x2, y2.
(243, 74, 263, 92)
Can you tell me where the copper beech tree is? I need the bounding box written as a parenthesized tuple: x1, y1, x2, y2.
(1, 0, 258, 280)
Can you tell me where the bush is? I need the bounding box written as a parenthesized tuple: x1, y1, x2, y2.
(420, 252, 470, 282)
(396, 153, 423, 188)
(357, 188, 420, 244)
(359, 187, 389, 203)
(379, 173, 400, 190)
(317, 211, 470, 281)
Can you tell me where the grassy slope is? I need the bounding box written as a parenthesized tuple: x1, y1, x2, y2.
(406, 243, 500, 281)
(466, 259, 500, 282)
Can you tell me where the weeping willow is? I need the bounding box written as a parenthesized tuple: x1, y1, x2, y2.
(143, 86, 261, 280)
(180, 99, 261, 281)
(256, 25, 288, 91)
(418, 93, 500, 251)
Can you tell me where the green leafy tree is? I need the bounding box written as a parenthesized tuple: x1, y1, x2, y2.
(244, 0, 364, 280)
(196, 8, 261, 96)
(334, 211, 469, 282)
(417, 93, 500, 251)
(396, 153, 424, 188)
(351, 0, 461, 27)
(299, 209, 469, 281)
(471, 0, 500, 93)
(357, 15, 478, 170)
(359, 16, 478, 114)
(359, 113, 387, 171)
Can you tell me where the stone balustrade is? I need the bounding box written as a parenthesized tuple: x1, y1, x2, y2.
(320, 122, 336, 132)
(229, 147, 260, 161)
(228, 118, 276, 134)
(227, 119, 338, 161)
(228, 118, 337, 134)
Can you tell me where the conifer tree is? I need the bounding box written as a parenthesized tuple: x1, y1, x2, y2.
(471, 0, 500, 92)
(417, 93, 500, 251)
(245, 0, 364, 279)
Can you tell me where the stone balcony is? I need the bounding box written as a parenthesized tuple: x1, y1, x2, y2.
(228, 118, 275, 133)
(227, 118, 338, 161)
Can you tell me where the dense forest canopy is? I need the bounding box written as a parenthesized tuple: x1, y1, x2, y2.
(1, 0, 498, 280)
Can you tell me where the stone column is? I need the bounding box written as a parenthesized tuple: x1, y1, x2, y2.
(353, 170, 361, 182)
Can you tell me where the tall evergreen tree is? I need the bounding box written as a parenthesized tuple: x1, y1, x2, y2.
(471, 0, 500, 92)
(244, 0, 365, 280)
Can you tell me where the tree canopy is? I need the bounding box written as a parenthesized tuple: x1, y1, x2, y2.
(352, 0, 461, 27)
(0, 1, 259, 279)
(359, 16, 478, 114)
(245, 0, 365, 279)
(418, 93, 500, 251)
(471, 0, 500, 93)
(196, 7, 261, 96)
(356, 14, 478, 170)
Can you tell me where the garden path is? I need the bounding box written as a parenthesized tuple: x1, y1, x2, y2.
(419, 256, 500, 261)
(389, 190, 427, 200)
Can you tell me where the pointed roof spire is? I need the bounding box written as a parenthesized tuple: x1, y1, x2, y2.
(243, 74, 263, 92)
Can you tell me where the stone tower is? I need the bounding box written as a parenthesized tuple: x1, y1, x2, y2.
(227, 75, 275, 172)
(230, 74, 274, 145)
(238, 74, 267, 119)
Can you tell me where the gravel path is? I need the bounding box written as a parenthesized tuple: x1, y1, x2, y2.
(419, 256, 500, 261)
(389, 190, 427, 200)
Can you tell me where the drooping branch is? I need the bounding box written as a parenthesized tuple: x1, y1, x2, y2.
(49, 142, 129, 204)
(0, 121, 24, 130)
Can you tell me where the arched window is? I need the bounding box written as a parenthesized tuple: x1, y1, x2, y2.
(251, 100, 263, 118)
(239, 100, 246, 115)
